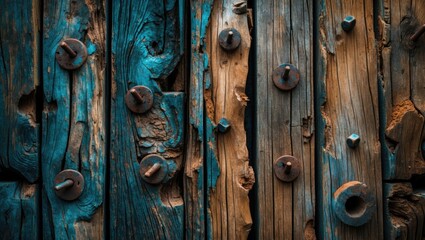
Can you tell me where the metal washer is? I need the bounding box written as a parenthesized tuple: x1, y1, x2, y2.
(55, 38, 88, 70)
(140, 154, 168, 185)
(219, 28, 241, 51)
(125, 86, 154, 114)
(54, 169, 85, 201)
(272, 63, 300, 91)
(273, 155, 301, 182)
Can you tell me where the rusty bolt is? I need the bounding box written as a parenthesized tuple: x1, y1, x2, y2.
(54, 179, 74, 191)
(347, 133, 360, 148)
(125, 86, 154, 114)
(217, 118, 231, 133)
(54, 169, 84, 201)
(410, 24, 425, 42)
(144, 163, 162, 178)
(272, 63, 300, 91)
(273, 155, 301, 182)
(140, 154, 168, 185)
(219, 28, 241, 51)
(55, 38, 88, 70)
(341, 16, 356, 32)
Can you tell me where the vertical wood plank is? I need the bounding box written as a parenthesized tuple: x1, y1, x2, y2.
(0, 0, 40, 183)
(255, 0, 315, 239)
(317, 0, 383, 238)
(0, 182, 39, 240)
(185, 0, 213, 239)
(110, 0, 185, 238)
(42, 0, 106, 238)
(205, 0, 254, 239)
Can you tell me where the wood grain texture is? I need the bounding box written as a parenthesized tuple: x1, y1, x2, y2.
(0, 0, 40, 183)
(184, 1, 213, 239)
(378, 0, 425, 180)
(255, 0, 315, 239)
(42, 0, 106, 238)
(110, 0, 185, 238)
(317, 0, 383, 238)
(384, 183, 425, 239)
(0, 182, 39, 240)
(205, 0, 254, 239)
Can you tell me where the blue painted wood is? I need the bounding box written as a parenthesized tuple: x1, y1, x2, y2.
(109, 0, 186, 238)
(0, 182, 39, 240)
(0, 0, 40, 183)
(41, 0, 106, 238)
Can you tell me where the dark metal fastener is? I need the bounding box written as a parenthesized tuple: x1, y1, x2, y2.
(140, 154, 168, 184)
(125, 86, 154, 114)
(54, 169, 84, 201)
(333, 181, 375, 227)
(273, 155, 301, 182)
(217, 118, 231, 133)
(272, 63, 300, 91)
(219, 28, 241, 51)
(55, 38, 88, 70)
(341, 16, 356, 32)
(410, 24, 425, 42)
(347, 133, 360, 148)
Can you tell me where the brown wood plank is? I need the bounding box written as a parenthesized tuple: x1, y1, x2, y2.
(205, 0, 254, 239)
(255, 0, 315, 239)
(317, 0, 383, 238)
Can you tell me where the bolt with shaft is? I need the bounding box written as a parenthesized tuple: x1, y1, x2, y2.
(54, 179, 74, 191)
(411, 24, 425, 42)
(130, 88, 145, 104)
(60, 41, 77, 58)
(282, 66, 291, 80)
(284, 161, 292, 174)
(226, 31, 234, 44)
(144, 163, 162, 178)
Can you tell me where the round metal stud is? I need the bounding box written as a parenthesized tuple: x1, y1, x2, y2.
(272, 63, 300, 91)
(273, 155, 301, 182)
(125, 86, 154, 114)
(219, 28, 241, 51)
(55, 38, 88, 70)
(139, 154, 168, 185)
(333, 181, 375, 227)
(54, 169, 84, 201)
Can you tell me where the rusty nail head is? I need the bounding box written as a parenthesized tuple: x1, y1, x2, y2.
(410, 24, 425, 42)
(219, 28, 241, 51)
(218, 118, 231, 133)
(341, 16, 356, 32)
(125, 86, 154, 114)
(140, 154, 168, 184)
(54, 169, 84, 201)
(347, 133, 360, 148)
(272, 63, 300, 91)
(55, 38, 88, 70)
(273, 155, 301, 182)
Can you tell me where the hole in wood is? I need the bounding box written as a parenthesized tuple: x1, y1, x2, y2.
(345, 196, 366, 217)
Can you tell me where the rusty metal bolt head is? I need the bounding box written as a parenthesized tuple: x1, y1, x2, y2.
(272, 63, 300, 91)
(341, 16, 356, 32)
(273, 155, 301, 182)
(55, 38, 88, 70)
(217, 118, 231, 133)
(347, 133, 360, 148)
(54, 169, 85, 201)
(219, 28, 241, 51)
(333, 181, 375, 227)
(139, 154, 168, 185)
(125, 86, 154, 114)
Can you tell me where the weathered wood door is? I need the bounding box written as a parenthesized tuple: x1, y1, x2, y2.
(1, 0, 425, 239)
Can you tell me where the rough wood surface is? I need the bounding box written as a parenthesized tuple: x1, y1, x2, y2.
(42, 0, 106, 238)
(0, 182, 39, 240)
(0, 0, 40, 182)
(110, 0, 186, 238)
(205, 0, 254, 239)
(255, 0, 315, 239)
(379, 0, 425, 180)
(317, 0, 383, 238)
(184, 0, 213, 239)
(384, 183, 425, 239)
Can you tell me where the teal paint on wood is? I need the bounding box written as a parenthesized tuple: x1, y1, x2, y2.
(0, 182, 39, 240)
(42, 0, 106, 238)
(110, 0, 185, 238)
(0, 0, 40, 183)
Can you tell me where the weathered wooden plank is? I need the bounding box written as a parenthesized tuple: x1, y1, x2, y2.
(378, 0, 425, 180)
(384, 183, 425, 239)
(0, 0, 40, 183)
(109, 0, 185, 238)
(205, 0, 254, 239)
(42, 0, 106, 238)
(316, 0, 383, 238)
(184, 0, 213, 239)
(255, 0, 315, 239)
(0, 182, 39, 240)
